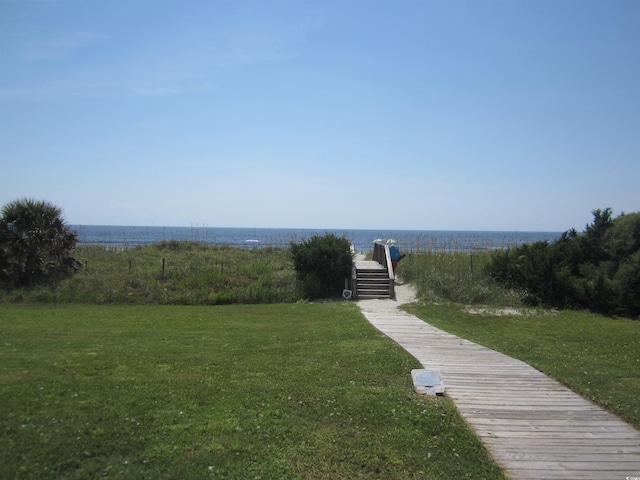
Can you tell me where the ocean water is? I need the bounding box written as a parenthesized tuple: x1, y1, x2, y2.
(71, 225, 562, 253)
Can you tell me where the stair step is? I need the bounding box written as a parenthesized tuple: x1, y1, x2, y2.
(357, 289, 389, 294)
(355, 266, 392, 299)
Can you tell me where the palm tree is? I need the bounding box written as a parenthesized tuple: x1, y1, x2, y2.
(0, 198, 81, 288)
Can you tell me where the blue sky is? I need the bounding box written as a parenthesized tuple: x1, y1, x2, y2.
(1, 0, 638, 232)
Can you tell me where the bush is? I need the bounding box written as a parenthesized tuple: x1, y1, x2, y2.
(290, 234, 353, 300)
(485, 209, 640, 317)
(0, 198, 81, 289)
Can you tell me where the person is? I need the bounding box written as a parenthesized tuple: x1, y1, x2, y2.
(389, 245, 406, 274)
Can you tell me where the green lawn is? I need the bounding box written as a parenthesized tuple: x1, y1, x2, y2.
(0, 303, 505, 480)
(404, 303, 640, 430)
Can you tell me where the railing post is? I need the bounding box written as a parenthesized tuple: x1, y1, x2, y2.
(352, 266, 358, 299)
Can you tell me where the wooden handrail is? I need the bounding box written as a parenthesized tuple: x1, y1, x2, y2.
(372, 241, 395, 298)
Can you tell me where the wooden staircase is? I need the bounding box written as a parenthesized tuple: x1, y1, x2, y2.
(351, 243, 395, 300)
(355, 265, 392, 299)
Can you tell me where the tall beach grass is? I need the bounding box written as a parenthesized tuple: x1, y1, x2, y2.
(397, 236, 526, 307)
(1, 234, 530, 307)
(0, 242, 298, 305)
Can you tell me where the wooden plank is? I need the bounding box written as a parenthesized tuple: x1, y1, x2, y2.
(490, 445, 640, 455)
(501, 460, 640, 470)
(466, 421, 635, 431)
(474, 430, 639, 439)
(356, 299, 640, 480)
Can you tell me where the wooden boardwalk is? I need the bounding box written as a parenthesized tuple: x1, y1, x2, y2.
(357, 300, 640, 480)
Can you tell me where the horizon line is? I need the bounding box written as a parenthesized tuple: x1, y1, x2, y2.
(69, 224, 565, 234)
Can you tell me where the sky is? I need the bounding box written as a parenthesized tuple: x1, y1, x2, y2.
(1, 0, 639, 232)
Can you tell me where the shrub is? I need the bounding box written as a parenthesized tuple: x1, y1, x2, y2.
(485, 209, 640, 317)
(290, 233, 353, 300)
(0, 198, 81, 289)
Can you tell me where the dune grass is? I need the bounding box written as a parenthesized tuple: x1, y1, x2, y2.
(0, 243, 298, 305)
(403, 303, 640, 430)
(0, 302, 505, 479)
(2, 241, 524, 308)
(398, 251, 526, 307)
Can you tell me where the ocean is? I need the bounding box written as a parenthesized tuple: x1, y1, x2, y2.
(71, 225, 562, 253)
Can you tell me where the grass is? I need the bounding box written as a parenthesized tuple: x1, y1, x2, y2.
(403, 303, 640, 430)
(398, 251, 526, 307)
(3, 241, 638, 476)
(1, 241, 523, 308)
(0, 243, 298, 305)
(0, 302, 505, 480)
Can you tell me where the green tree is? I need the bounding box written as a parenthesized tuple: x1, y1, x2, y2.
(485, 209, 640, 317)
(290, 233, 353, 300)
(0, 198, 81, 288)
